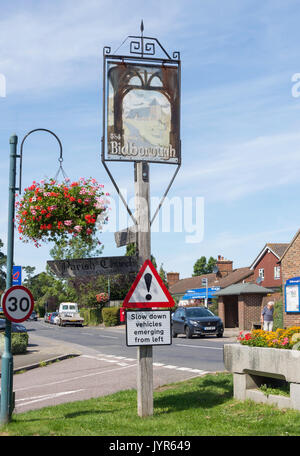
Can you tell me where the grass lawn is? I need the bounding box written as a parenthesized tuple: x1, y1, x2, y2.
(1, 373, 300, 436)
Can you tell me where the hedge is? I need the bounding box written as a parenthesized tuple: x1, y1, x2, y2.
(0, 332, 29, 354)
(102, 307, 120, 327)
(80, 308, 102, 326)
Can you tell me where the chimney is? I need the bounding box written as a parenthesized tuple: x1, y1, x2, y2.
(216, 255, 233, 278)
(167, 272, 180, 288)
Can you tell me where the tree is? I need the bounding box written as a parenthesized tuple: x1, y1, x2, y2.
(193, 256, 217, 276)
(159, 263, 168, 288)
(192, 256, 207, 276)
(49, 236, 103, 260)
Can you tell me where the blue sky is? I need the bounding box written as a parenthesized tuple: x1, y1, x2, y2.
(1, 0, 300, 280)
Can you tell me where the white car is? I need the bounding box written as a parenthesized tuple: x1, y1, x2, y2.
(53, 315, 60, 325)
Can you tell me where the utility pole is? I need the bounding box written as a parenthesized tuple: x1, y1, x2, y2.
(134, 161, 153, 417)
(0, 134, 18, 424)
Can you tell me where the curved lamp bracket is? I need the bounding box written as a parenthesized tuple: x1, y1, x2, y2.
(18, 128, 65, 194)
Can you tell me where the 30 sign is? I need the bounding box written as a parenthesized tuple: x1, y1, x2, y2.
(1, 285, 34, 322)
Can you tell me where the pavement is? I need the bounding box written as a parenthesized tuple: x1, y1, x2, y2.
(0, 324, 240, 375)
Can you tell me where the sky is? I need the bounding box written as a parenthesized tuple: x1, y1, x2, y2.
(1, 0, 300, 280)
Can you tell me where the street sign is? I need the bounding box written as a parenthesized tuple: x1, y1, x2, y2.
(47, 255, 139, 278)
(114, 226, 137, 248)
(123, 259, 175, 308)
(2, 285, 34, 323)
(126, 309, 172, 346)
(12, 266, 22, 286)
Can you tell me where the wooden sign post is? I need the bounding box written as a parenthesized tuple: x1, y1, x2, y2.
(135, 161, 153, 417)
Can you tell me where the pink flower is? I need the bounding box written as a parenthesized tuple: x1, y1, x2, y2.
(74, 225, 82, 232)
(64, 220, 73, 226)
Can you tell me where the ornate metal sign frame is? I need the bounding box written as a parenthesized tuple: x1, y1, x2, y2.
(101, 25, 181, 226)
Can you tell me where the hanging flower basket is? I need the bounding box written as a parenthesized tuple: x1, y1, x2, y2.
(15, 177, 109, 247)
(96, 292, 109, 304)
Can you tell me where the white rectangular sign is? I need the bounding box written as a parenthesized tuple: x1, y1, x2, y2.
(126, 310, 172, 347)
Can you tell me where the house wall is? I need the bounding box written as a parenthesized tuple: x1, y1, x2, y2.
(281, 233, 300, 327)
(253, 250, 281, 288)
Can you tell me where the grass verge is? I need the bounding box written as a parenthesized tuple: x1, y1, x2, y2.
(1, 373, 300, 436)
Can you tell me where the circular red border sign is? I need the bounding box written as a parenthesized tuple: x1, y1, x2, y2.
(2, 285, 34, 323)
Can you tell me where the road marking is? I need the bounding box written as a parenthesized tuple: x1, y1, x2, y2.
(175, 343, 223, 350)
(15, 389, 85, 408)
(14, 364, 137, 393)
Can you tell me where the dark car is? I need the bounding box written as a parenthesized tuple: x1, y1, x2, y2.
(28, 310, 37, 321)
(0, 318, 27, 333)
(172, 306, 224, 338)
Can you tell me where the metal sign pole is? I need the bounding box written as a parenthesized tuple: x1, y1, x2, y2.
(135, 161, 153, 417)
(0, 134, 18, 424)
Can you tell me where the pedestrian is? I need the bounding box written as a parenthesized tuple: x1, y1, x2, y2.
(261, 301, 274, 331)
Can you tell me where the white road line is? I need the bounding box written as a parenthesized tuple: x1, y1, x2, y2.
(163, 365, 178, 369)
(16, 389, 85, 408)
(176, 343, 223, 350)
(14, 364, 137, 393)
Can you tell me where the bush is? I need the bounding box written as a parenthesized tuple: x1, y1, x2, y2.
(273, 300, 283, 330)
(0, 332, 29, 354)
(102, 307, 120, 327)
(80, 307, 102, 326)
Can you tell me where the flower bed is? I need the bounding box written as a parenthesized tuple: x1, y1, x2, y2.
(16, 177, 109, 246)
(238, 327, 300, 350)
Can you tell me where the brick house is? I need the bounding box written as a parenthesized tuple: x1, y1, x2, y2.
(249, 243, 289, 289)
(279, 229, 300, 327)
(168, 256, 254, 302)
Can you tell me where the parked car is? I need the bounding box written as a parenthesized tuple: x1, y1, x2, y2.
(28, 310, 37, 321)
(44, 312, 51, 323)
(172, 306, 224, 338)
(49, 312, 58, 324)
(0, 318, 27, 333)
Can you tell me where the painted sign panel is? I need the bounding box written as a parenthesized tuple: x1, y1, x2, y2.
(285, 277, 300, 313)
(47, 256, 139, 278)
(123, 259, 175, 308)
(126, 309, 172, 346)
(106, 62, 180, 164)
(12, 266, 22, 286)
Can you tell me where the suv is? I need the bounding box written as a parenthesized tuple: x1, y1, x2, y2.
(172, 306, 224, 338)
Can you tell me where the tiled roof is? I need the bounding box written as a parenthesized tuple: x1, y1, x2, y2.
(266, 243, 289, 258)
(169, 267, 253, 295)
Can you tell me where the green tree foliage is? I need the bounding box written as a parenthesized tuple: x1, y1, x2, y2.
(49, 236, 103, 260)
(159, 263, 168, 288)
(125, 243, 157, 268)
(193, 256, 217, 276)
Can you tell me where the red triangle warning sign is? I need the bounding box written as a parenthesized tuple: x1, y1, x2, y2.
(123, 260, 175, 308)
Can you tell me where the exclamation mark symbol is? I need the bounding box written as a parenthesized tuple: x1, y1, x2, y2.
(144, 273, 152, 301)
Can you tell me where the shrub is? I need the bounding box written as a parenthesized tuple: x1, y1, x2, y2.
(102, 307, 120, 327)
(80, 308, 102, 326)
(0, 332, 29, 354)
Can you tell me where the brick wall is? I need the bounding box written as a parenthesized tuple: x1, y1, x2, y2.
(167, 272, 180, 288)
(281, 232, 300, 327)
(239, 294, 264, 330)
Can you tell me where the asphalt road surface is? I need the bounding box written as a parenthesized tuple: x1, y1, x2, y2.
(12, 320, 235, 414)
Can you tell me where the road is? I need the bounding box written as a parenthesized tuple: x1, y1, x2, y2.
(11, 320, 236, 414)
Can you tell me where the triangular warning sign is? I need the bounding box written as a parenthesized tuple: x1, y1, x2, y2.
(123, 260, 175, 308)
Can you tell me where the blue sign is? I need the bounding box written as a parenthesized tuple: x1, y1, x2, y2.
(12, 266, 22, 286)
(285, 277, 300, 313)
(182, 287, 220, 300)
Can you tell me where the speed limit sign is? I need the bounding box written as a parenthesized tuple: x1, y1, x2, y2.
(2, 285, 34, 323)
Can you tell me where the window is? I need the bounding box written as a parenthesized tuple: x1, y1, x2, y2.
(274, 266, 280, 280)
(258, 268, 264, 280)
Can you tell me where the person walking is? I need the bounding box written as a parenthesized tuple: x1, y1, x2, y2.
(261, 301, 274, 331)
